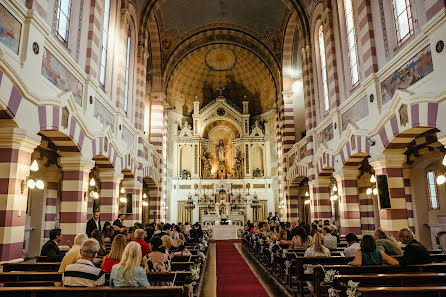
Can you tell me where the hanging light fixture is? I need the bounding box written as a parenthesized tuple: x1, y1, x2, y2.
(30, 160, 39, 172)
(304, 199, 311, 205)
(333, 185, 337, 192)
(22, 160, 45, 193)
(366, 188, 373, 195)
(305, 191, 309, 197)
(142, 201, 149, 207)
(119, 197, 127, 203)
(370, 174, 376, 183)
(143, 193, 147, 199)
(372, 188, 378, 195)
(89, 178, 96, 187)
(330, 195, 338, 201)
(120, 187, 125, 194)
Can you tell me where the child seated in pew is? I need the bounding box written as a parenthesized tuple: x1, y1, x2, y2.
(174, 245, 192, 257)
(348, 235, 399, 266)
(110, 242, 150, 287)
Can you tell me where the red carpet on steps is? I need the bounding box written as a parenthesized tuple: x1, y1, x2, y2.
(216, 241, 269, 297)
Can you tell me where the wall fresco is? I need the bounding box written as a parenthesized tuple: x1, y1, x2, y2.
(41, 48, 83, 106)
(381, 46, 433, 105)
(0, 4, 21, 54)
(94, 99, 115, 132)
(317, 123, 334, 147)
(341, 95, 368, 131)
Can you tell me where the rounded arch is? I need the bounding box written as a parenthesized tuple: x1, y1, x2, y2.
(201, 119, 241, 139)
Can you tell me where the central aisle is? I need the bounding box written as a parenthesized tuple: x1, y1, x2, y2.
(216, 241, 269, 297)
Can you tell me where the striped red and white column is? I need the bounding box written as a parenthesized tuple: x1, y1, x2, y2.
(358, 177, 376, 235)
(0, 128, 40, 262)
(84, 0, 104, 80)
(322, 8, 340, 109)
(370, 154, 409, 238)
(98, 170, 123, 224)
(309, 178, 332, 222)
(357, 0, 378, 78)
(425, 0, 446, 21)
(334, 169, 361, 235)
(122, 179, 142, 226)
(43, 172, 61, 243)
(59, 157, 95, 245)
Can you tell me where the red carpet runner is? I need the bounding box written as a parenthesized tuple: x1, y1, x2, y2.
(216, 241, 269, 297)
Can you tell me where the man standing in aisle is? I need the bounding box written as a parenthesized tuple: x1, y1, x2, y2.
(86, 211, 101, 237)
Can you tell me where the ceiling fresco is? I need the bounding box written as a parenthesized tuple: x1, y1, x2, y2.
(166, 44, 277, 116)
(158, 0, 287, 36)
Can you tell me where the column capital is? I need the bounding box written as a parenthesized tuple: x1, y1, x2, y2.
(58, 156, 95, 172)
(122, 179, 142, 189)
(0, 127, 41, 153)
(309, 176, 332, 187)
(98, 170, 124, 183)
(333, 168, 359, 180)
(369, 152, 406, 170)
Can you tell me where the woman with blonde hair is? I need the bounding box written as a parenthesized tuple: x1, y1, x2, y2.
(303, 232, 331, 274)
(102, 234, 126, 273)
(110, 241, 150, 287)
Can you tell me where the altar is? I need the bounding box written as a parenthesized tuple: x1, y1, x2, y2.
(209, 225, 240, 240)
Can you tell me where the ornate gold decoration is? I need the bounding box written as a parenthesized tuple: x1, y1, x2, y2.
(205, 48, 237, 71)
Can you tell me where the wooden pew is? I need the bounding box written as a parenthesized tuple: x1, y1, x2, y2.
(0, 286, 185, 297)
(3, 261, 195, 273)
(358, 286, 446, 297)
(312, 263, 446, 297)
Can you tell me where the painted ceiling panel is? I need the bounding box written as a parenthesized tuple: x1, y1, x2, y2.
(159, 0, 286, 35)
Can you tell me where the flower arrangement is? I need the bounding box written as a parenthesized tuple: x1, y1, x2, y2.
(191, 266, 200, 281)
(197, 243, 205, 252)
(321, 269, 361, 297)
(198, 251, 206, 261)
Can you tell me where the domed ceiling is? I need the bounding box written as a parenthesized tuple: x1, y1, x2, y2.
(166, 44, 277, 116)
(158, 0, 287, 36)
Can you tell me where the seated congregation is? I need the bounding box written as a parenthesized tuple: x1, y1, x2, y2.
(0, 215, 208, 297)
(243, 219, 446, 297)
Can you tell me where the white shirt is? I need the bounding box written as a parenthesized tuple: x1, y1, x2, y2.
(94, 219, 99, 230)
(344, 242, 360, 257)
(324, 234, 338, 249)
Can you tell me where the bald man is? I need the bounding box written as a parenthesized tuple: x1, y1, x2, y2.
(398, 228, 431, 266)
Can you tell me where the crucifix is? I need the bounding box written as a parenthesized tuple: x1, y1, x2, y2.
(217, 86, 225, 95)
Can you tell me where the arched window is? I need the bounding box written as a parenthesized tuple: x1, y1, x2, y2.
(318, 25, 329, 113)
(343, 0, 359, 86)
(426, 170, 439, 210)
(99, 0, 111, 86)
(56, 0, 72, 43)
(392, 0, 414, 44)
(124, 29, 131, 113)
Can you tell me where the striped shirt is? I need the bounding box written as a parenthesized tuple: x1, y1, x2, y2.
(63, 259, 105, 287)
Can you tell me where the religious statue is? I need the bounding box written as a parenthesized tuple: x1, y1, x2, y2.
(201, 147, 212, 179)
(216, 140, 226, 164)
(232, 146, 243, 179)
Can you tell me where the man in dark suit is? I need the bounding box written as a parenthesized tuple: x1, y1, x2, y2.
(113, 214, 126, 234)
(398, 228, 432, 266)
(86, 210, 101, 237)
(40, 228, 64, 261)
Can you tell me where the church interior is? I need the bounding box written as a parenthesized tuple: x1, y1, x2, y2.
(0, 0, 446, 296)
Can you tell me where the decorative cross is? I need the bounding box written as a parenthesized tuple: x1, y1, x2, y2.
(217, 86, 225, 95)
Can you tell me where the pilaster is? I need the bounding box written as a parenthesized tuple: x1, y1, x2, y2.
(334, 169, 361, 234)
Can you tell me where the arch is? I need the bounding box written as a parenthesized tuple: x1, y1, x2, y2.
(338, 135, 371, 166)
(201, 119, 241, 139)
(378, 102, 439, 150)
(314, 151, 335, 177)
(143, 176, 161, 222)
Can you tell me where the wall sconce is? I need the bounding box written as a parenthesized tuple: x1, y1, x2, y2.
(366, 187, 378, 195)
(21, 160, 44, 193)
(88, 178, 99, 199)
(119, 197, 127, 203)
(120, 187, 125, 194)
(370, 174, 376, 183)
(142, 201, 149, 207)
(304, 199, 311, 205)
(305, 191, 309, 197)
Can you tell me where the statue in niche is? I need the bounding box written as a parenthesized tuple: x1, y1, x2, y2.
(201, 147, 212, 179)
(232, 146, 243, 179)
(216, 140, 226, 164)
(399, 104, 409, 126)
(61, 107, 69, 129)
